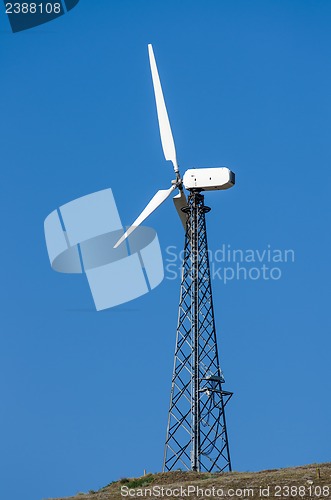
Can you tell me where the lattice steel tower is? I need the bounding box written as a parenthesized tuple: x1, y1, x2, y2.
(163, 191, 233, 473)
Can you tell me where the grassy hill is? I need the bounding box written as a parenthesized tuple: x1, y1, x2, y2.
(49, 462, 330, 500)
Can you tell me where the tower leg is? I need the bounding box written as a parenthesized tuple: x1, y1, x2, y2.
(163, 191, 233, 473)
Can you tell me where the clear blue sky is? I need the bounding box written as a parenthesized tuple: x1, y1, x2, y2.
(1, 1, 330, 499)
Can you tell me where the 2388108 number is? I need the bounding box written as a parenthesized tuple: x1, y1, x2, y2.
(274, 485, 330, 497)
(5, 3, 62, 14)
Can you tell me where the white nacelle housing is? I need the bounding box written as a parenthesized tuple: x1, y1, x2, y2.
(183, 167, 235, 191)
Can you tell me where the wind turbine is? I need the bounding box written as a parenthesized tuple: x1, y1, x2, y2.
(115, 45, 235, 473)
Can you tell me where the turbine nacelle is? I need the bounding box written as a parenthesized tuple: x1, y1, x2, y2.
(183, 167, 235, 191)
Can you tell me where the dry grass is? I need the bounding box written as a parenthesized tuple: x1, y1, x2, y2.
(49, 462, 331, 500)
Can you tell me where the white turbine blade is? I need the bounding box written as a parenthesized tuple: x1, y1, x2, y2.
(114, 185, 176, 248)
(173, 190, 188, 229)
(148, 44, 179, 173)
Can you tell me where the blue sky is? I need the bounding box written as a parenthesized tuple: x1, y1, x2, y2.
(1, 1, 330, 499)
